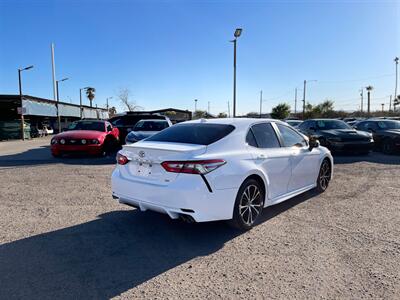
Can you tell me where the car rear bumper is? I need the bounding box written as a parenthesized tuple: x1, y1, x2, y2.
(51, 144, 103, 155)
(111, 168, 238, 222)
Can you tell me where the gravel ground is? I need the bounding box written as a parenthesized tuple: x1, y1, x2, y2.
(0, 137, 400, 299)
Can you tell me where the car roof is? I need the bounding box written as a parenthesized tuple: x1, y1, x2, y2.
(137, 119, 168, 122)
(183, 118, 287, 128)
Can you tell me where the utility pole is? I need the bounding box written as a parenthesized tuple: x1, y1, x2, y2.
(381, 103, 384, 113)
(302, 80, 306, 120)
(259, 90, 263, 118)
(208, 101, 210, 116)
(227, 101, 231, 117)
(231, 28, 242, 118)
(194, 99, 198, 112)
(294, 88, 297, 114)
(389, 95, 392, 112)
(366, 85, 373, 116)
(359, 88, 364, 115)
(51, 43, 59, 133)
(395, 57, 399, 111)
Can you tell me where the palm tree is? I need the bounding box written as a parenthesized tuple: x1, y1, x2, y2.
(85, 87, 96, 107)
(365, 85, 373, 115)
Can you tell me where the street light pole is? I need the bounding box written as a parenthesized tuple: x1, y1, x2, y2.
(17, 65, 33, 140)
(259, 90, 263, 118)
(194, 99, 198, 112)
(294, 88, 297, 114)
(366, 85, 373, 116)
(302, 79, 317, 120)
(231, 28, 242, 118)
(56, 77, 69, 133)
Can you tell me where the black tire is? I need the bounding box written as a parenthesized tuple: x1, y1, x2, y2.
(382, 139, 395, 155)
(316, 159, 331, 193)
(229, 178, 265, 230)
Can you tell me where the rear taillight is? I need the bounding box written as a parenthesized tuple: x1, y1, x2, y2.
(161, 159, 226, 175)
(116, 153, 129, 165)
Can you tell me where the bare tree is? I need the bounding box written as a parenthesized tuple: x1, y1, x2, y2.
(117, 88, 142, 111)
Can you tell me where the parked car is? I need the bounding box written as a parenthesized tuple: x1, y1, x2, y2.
(354, 119, 400, 154)
(109, 113, 171, 144)
(43, 125, 54, 135)
(125, 119, 172, 144)
(285, 119, 303, 128)
(51, 120, 119, 157)
(112, 118, 333, 230)
(298, 119, 373, 154)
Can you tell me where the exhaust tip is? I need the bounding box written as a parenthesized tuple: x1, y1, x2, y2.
(180, 214, 196, 223)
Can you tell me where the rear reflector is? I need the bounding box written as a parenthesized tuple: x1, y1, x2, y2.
(161, 159, 225, 175)
(116, 153, 129, 165)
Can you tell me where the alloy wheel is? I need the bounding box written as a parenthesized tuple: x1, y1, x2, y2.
(239, 184, 263, 226)
(319, 161, 331, 191)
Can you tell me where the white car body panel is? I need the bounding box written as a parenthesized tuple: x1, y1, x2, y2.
(111, 118, 333, 222)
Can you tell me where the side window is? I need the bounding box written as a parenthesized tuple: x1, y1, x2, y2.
(277, 124, 307, 147)
(250, 123, 281, 148)
(298, 121, 309, 131)
(246, 129, 258, 147)
(111, 118, 123, 126)
(106, 123, 112, 132)
(357, 122, 368, 131)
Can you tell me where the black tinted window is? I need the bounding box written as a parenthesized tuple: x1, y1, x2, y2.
(146, 123, 235, 145)
(277, 124, 307, 147)
(246, 130, 258, 147)
(251, 123, 280, 148)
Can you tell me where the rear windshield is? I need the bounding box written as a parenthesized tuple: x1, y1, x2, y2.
(133, 120, 169, 131)
(145, 123, 235, 145)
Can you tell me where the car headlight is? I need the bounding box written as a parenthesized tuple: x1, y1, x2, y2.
(81, 139, 87, 145)
(51, 138, 57, 144)
(60, 139, 66, 145)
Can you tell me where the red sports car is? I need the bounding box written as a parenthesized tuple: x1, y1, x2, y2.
(51, 120, 119, 157)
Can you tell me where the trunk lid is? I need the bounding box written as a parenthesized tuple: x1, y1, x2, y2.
(119, 141, 207, 184)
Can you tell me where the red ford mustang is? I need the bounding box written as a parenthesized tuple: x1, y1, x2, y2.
(51, 120, 119, 157)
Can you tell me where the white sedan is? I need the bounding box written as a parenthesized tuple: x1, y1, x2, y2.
(111, 118, 333, 229)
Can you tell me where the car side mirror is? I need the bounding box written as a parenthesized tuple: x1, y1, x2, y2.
(309, 137, 320, 151)
(367, 128, 374, 133)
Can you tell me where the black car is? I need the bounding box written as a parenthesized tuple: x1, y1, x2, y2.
(354, 119, 400, 154)
(109, 113, 171, 144)
(298, 119, 373, 154)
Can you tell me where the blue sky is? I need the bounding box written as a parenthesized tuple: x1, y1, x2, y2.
(0, 0, 399, 115)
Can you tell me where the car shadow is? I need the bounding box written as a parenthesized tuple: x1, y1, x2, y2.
(0, 145, 119, 167)
(333, 152, 400, 165)
(0, 190, 316, 299)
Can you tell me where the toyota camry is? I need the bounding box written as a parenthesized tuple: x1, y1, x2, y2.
(111, 118, 333, 229)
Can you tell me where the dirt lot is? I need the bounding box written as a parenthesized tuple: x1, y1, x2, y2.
(1, 137, 400, 299)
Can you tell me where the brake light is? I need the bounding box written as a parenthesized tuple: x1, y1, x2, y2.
(116, 153, 129, 165)
(161, 159, 226, 174)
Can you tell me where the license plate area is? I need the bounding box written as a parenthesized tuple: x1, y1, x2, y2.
(136, 162, 153, 177)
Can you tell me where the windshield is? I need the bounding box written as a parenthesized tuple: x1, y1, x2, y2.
(67, 121, 105, 132)
(316, 120, 352, 130)
(146, 123, 235, 145)
(286, 120, 302, 126)
(133, 120, 169, 131)
(377, 121, 400, 130)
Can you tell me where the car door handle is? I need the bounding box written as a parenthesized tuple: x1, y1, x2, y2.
(256, 154, 266, 160)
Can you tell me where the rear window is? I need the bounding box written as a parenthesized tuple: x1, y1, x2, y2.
(145, 123, 235, 145)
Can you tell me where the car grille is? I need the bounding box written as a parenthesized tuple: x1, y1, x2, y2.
(64, 139, 84, 145)
(341, 136, 370, 142)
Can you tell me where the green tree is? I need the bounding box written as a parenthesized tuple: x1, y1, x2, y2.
(85, 87, 96, 107)
(246, 112, 260, 118)
(217, 112, 228, 118)
(271, 103, 291, 119)
(193, 110, 208, 119)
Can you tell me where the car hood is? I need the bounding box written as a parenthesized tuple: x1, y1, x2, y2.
(55, 130, 106, 139)
(319, 129, 371, 138)
(127, 131, 158, 140)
